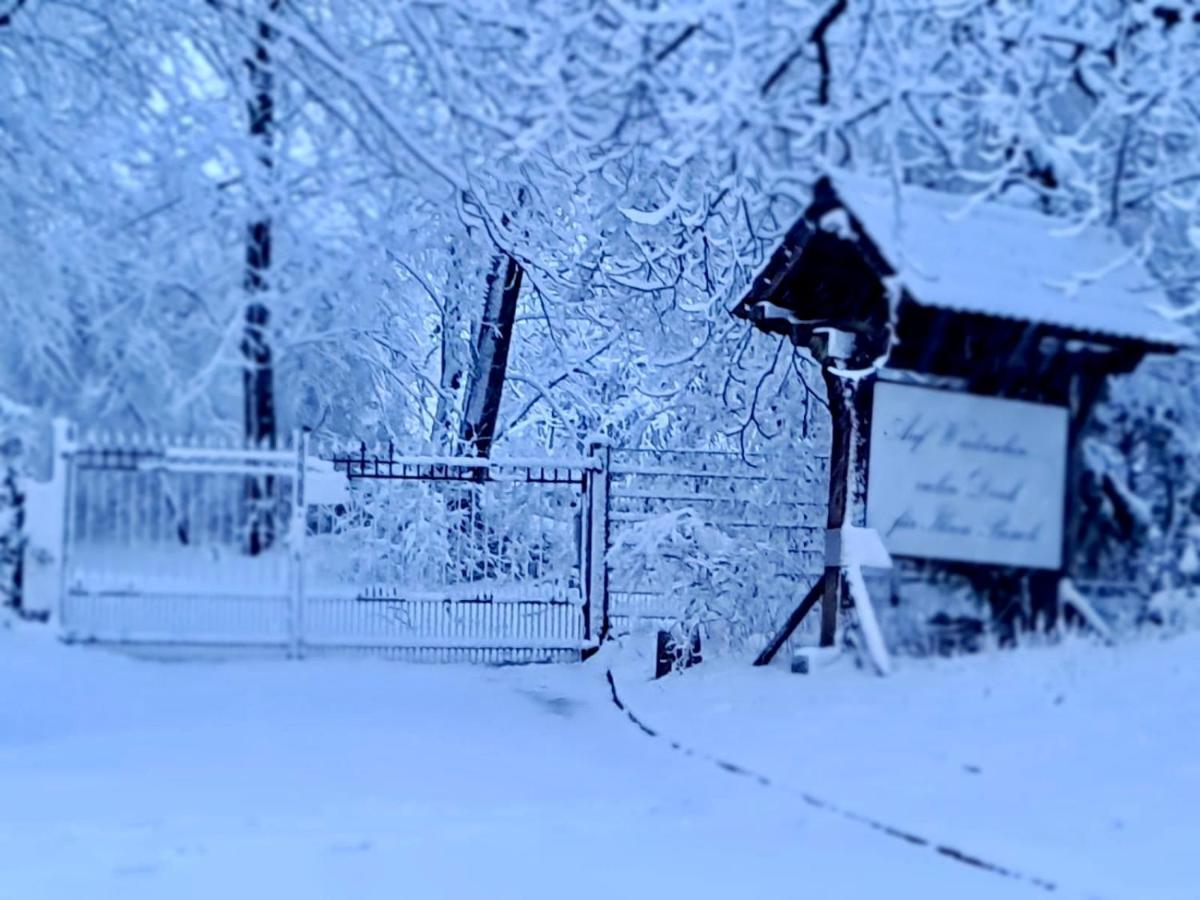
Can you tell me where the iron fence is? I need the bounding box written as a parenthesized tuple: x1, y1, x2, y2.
(53, 429, 832, 661)
(606, 447, 829, 641)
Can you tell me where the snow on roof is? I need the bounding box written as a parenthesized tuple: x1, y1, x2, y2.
(830, 172, 1194, 348)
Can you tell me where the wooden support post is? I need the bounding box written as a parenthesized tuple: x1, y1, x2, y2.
(582, 442, 611, 645)
(288, 429, 307, 659)
(752, 572, 826, 666)
(817, 339, 877, 648)
(1058, 577, 1114, 644)
(32, 418, 76, 626)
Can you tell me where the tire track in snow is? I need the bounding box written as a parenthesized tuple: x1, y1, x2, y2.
(605, 669, 1057, 894)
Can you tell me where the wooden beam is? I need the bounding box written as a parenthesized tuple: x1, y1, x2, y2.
(752, 573, 827, 666)
(818, 348, 877, 647)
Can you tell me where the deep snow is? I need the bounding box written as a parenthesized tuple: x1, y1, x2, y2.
(1, 625, 1196, 899)
(622, 633, 1200, 900)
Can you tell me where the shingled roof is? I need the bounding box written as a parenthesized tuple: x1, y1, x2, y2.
(738, 172, 1194, 350)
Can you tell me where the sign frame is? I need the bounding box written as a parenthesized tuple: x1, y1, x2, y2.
(865, 379, 1070, 570)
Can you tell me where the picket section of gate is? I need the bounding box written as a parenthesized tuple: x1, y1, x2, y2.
(59, 430, 303, 652)
(50, 427, 829, 663)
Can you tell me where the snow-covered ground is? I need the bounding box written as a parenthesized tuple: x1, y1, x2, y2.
(1, 626, 1196, 899)
(621, 634, 1200, 900)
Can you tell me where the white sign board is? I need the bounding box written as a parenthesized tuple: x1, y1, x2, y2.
(866, 381, 1068, 569)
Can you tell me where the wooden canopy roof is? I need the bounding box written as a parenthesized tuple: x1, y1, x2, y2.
(734, 174, 1192, 380)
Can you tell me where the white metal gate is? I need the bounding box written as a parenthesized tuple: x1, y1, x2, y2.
(54, 427, 829, 661)
(60, 434, 306, 652)
(57, 430, 604, 662)
(302, 442, 605, 662)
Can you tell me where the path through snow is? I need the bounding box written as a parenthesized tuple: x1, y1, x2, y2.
(2, 627, 1192, 898)
(618, 632, 1200, 900)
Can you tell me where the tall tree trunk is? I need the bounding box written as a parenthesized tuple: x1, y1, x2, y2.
(0, 459, 24, 613)
(459, 251, 523, 458)
(451, 250, 522, 582)
(243, 0, 280, 448)
(242, 0, 281, 555)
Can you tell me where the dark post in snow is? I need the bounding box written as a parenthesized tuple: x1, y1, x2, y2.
(749, 327, 880, 665)
(815, 335, 876, 647)
(242, 0, 282, 555)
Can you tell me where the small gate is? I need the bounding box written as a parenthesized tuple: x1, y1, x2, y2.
(303, 443, 606, 662)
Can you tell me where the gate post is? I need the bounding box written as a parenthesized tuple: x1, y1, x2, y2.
(22, 419, 75, 624)
(582, 441, 611, 644)
(288, 429, 307, 658)
(816, 333, 877, 649)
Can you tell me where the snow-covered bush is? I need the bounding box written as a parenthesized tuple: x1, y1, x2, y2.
(304, 470, 580, 600)
(1078, 358, 1200, 628)
(607, 508, 813, 659)
(1145, 585, 1200, 632)
(875, 567, 990, 657)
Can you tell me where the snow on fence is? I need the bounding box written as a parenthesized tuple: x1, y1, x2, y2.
(605, 447, 828, 650)
(304, 442, 601, 661)
(47, 426, 831, 662)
